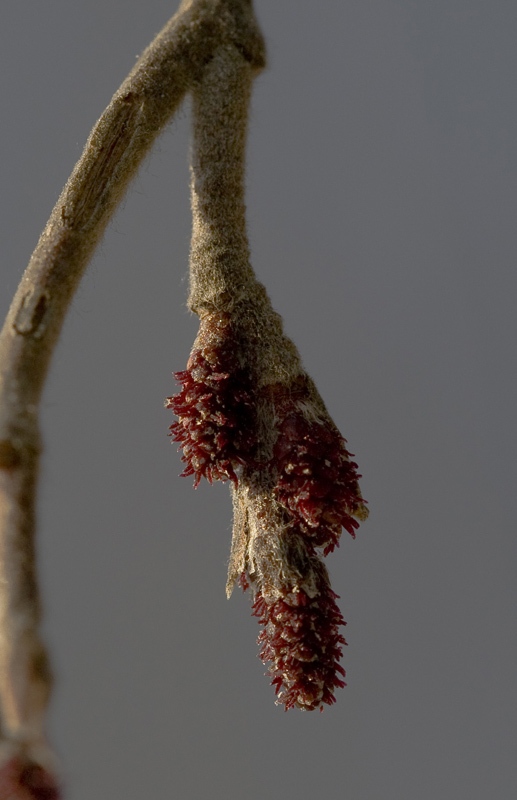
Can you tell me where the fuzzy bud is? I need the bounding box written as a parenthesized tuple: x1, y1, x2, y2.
(166, 313, 257, 487)
(272, 394, 368, 555)
(253, 582, 347, 711)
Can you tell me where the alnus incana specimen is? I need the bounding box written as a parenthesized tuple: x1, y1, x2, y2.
(166, 34, 368, 710)
(0, 4, 368, 798)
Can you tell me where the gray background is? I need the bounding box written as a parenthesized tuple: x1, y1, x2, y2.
(1, 1, 516, 798)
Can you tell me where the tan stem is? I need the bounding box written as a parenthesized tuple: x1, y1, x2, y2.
(188, 43, 261, 314)
(0, 0, 264, 772)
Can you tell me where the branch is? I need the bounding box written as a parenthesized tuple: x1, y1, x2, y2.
(0, 1, 265, 793)
(167, 21, 368, 711)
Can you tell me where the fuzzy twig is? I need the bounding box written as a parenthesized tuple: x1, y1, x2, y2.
(168, 18, 368, 711)
(0, 0, 265, 792)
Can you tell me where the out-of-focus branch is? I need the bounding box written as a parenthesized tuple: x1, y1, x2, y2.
(0, 1, 265, 794)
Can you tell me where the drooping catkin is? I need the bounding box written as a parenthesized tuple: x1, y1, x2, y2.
(167, 38, 368, 710)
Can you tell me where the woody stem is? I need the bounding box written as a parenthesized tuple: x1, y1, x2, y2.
(0, 0, 264, 773)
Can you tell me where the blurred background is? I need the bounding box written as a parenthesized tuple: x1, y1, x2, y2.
(1, 1, 516, 798)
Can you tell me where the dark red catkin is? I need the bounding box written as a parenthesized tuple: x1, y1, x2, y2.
(166, 314, 257, 487)
(253, 583, 347, 711)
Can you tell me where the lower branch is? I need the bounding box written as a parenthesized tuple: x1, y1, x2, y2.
(0, 0, 265, 791)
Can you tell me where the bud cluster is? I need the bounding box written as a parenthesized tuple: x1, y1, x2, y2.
(168, 311, 367, 710)
(172, 15, 367, 712)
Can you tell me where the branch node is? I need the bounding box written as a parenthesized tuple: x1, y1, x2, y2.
(12, 291, 49, 339)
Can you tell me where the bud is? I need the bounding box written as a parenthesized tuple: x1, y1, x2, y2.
(168, 312, 368, 709)
(166, 313, 257, 487)
(226, 481, 352, 710)
(271, 387, 368, 556)
(253, 582, 347, 711)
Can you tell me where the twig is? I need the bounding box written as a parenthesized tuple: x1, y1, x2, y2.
(168, 21, 368, 710)
(0, 0, 265, 793)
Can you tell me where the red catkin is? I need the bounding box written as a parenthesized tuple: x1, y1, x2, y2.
(166, 316, 257, 487)
(273, 413, 365, 555)
(252, 581, 347, 711)
(168, 318, 367, 710)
